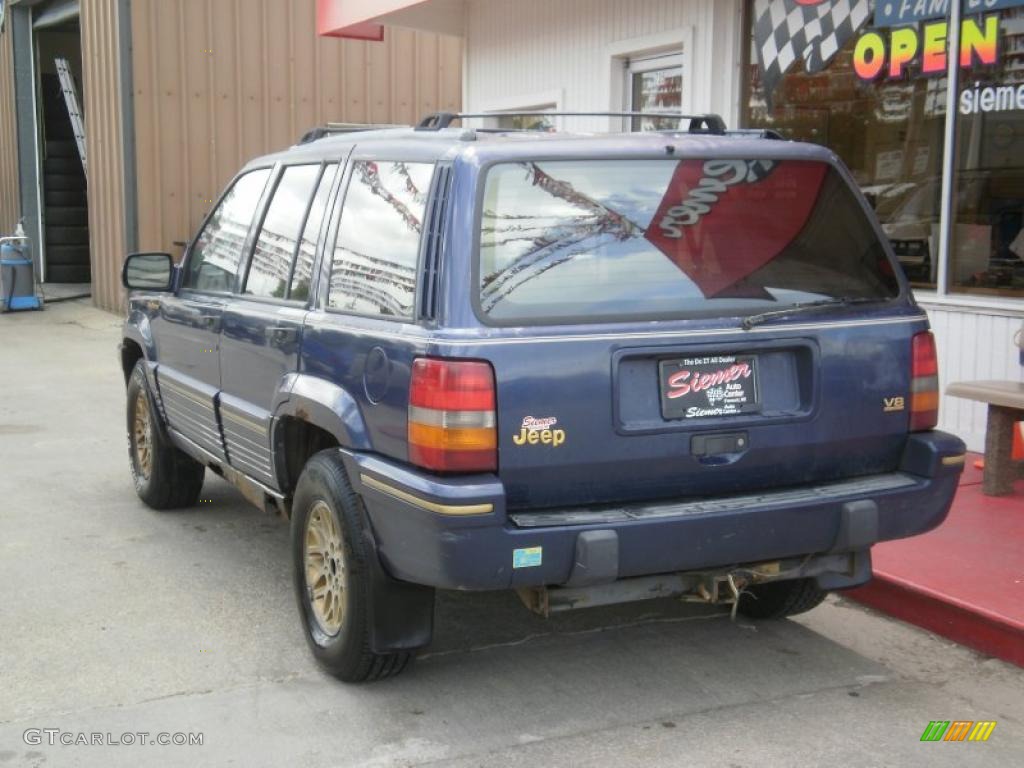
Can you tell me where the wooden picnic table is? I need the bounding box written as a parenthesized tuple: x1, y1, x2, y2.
(946, 380, 1024, 497)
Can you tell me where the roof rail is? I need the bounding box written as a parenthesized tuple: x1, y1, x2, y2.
(297, 122, 407, 145)
(415, 111, 728, 134)
(726, 128, 787, 140)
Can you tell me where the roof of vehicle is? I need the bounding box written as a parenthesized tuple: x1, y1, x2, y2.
(242, 124, 841, 174)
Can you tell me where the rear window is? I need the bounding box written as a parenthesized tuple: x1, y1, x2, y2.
(478, 159, 899, 323)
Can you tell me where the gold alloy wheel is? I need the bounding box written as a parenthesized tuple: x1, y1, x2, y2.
(304, 500, 347, 636)
(133, 389, 153, 480)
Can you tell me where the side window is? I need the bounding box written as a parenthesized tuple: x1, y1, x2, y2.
(290, 163, 338, 303)
(245, 165, 322, 299)
(185, 169, 272, 292)
(328, 161, 434, 318)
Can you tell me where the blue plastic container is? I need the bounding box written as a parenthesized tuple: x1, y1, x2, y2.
(1, 235, 43, 312)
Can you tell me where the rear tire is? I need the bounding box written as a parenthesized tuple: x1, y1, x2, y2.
(44, 156, 85, 175)
(46, 207, 89, 227)
(45, 245, 90, 266)
(126, 360, 205, 510)
(291, 451, 413, 683)
(45, 189, 87, 207)
(46, 139, 78, 157)
(736, 578, 828, 620)
(45, 226, 90, 246)
(44, 173, 83, 191)
(44, 264, 91, 283)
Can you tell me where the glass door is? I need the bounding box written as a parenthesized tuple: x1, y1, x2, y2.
(628, 52, 684, 131)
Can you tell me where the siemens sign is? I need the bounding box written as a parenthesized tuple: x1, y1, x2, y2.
(960, 81, 1024, 113)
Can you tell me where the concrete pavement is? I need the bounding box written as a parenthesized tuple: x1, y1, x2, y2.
(0, 300, 1021, 767)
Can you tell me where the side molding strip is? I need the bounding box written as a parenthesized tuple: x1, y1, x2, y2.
(360, 474, 494, 516)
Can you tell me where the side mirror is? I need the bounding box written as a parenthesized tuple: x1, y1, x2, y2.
(122, 252, 174, 291)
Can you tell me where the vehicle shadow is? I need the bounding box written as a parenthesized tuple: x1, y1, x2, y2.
(315, 589, 888, 762)
(429, 589, 729, 655)
(167, 476, 885, 708)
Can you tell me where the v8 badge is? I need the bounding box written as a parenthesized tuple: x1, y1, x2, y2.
(883, 396, 905, 413)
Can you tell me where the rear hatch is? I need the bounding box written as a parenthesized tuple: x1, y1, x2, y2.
(466, 151, 922, 510)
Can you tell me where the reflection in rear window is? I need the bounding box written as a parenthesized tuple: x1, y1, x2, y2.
(478, 159, 899, 322)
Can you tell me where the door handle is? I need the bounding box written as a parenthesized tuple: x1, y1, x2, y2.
(265, 325, 298, 344)
(201, 315, 221, 332)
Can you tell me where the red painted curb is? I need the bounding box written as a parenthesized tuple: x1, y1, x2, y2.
(848, 577, 1024, 668)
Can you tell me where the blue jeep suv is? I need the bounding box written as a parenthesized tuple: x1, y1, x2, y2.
(120, 113, 966, 682)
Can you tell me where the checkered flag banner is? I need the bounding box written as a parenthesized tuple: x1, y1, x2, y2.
(753, 0, 873, 105)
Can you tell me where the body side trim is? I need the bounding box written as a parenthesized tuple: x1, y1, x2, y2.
(360, 474, 494, 516)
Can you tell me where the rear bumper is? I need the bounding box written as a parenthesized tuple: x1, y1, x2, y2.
(341, 431, 966, 591)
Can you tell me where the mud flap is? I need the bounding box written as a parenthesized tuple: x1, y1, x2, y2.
(360, 522, 436, 654)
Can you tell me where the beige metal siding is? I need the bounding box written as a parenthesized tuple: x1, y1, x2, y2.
(81, 0, 129, 311)
(130, 0, 462, 265)
(0, 23, 19, 234)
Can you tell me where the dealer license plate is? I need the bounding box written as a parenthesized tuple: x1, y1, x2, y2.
(658, 355, 760, 420)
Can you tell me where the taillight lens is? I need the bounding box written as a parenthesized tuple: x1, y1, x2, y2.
(408, 358, 497, 472)
(910, 331, 939, 432)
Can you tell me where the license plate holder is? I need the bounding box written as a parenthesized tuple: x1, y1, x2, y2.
(658, 355, 761, 420)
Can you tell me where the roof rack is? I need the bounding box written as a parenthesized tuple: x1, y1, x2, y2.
(297, 122, 407, 145)
(726, 127, 786, 140)
(415, 111, 728, 134)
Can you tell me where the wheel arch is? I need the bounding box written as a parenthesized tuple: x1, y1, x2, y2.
(121, 308, 157, 384)
(120, 338, 144, 384)
(271, 373, 373, 495)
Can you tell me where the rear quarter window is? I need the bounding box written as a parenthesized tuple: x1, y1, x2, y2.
(327, 161, 434, 319)
(477, 158, 899, 323)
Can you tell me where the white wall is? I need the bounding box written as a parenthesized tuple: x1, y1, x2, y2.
(924, 303, 1024, 452)
(463, 0, 745, 129)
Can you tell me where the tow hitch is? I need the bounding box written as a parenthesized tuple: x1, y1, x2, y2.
(514, 554, 859, 619)
(515, 569, 755, 618)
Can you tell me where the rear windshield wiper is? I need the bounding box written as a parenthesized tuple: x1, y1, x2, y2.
(740, 297, 888, 331)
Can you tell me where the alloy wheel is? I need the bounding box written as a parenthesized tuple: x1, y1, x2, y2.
(133, 389, 153, 480)
(304, 500, 347, 636)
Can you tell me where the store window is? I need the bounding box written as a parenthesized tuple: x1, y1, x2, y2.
(744, 0, 1024, 300)
(628, 52, 684, 131)
(744, 0, 945, 290)
(950, 7, 1024, 297)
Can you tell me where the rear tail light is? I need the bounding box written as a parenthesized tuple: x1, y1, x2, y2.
(408, 358, 497, 472)
(910, 331, 939, 432)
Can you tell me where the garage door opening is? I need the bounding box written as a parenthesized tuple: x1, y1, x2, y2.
(35, 4, 90, 286)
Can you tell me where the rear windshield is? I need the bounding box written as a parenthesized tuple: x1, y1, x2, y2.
(477, 159, 899, 323)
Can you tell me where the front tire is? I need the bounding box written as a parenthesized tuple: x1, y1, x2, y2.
(291, 451, 413, 683)
(736, 578, 828, 620)
(126, 360, 205, 509)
